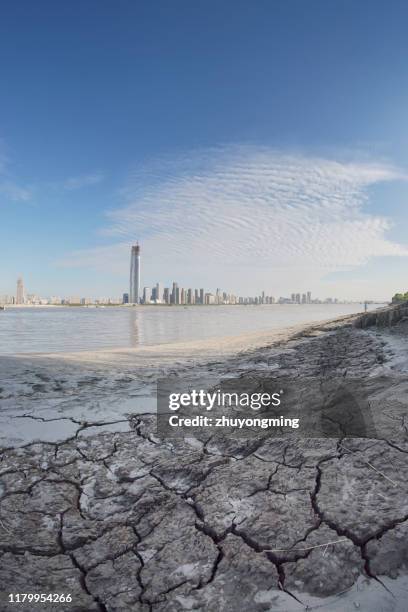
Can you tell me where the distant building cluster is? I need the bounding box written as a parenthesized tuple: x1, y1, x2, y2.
(0, 278, 123, 306)
(0, 245, 352, 307)
(291, 292, 312, 304)
(129, 245, 278, 305)
(276, 291, 337, 304)
(133, 283, 275, 305)
(278, 291, 344, 304)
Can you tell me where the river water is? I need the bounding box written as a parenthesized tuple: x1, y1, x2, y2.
(0, 303, 383, 355)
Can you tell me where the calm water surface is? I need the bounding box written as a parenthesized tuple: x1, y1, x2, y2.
(0, 304, 383, 354)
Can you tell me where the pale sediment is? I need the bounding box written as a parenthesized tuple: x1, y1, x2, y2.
(29, 312, 362, 366)
(1, 305, 408, 611)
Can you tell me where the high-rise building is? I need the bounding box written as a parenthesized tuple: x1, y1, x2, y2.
(143, 287, 151, 304)
(130, 244, 141, 304)
(155, 282, 163, 303)
(16, 277, 25, 305)
(199, 288, 204, 305)
(123, 293, 129, 304)
(163, 288, 170, 304)
(307, 291, 312, 304)
(171, 282, 178, 304)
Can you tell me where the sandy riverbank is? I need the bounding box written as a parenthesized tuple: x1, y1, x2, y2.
(27, 312, 361, 365)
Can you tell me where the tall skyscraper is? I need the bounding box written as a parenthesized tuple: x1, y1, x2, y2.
(155, 282, 163, 303)
(143, 287, 151, 304)
(130, 244, 141, 304)
(16, 277, 25, 305)
(171, 282, 178, 304)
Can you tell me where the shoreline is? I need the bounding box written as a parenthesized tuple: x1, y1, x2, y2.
(1, 302, 380, 358)
(0, 306, 400, 447)
(0, 309, 385, 448)
(13, 311, 364, 365)
(3, 302, 381, 308)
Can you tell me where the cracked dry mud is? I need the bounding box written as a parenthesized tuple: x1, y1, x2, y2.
(1, 311, 408, 610)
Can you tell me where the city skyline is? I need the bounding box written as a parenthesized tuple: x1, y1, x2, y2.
(2, 2, 408, 300)
(0, 268, 379, 307)
(129, 244, 315, 306)
(1, 243, 391, 306)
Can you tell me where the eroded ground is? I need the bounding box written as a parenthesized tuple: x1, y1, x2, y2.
(1, 321, 408, 611)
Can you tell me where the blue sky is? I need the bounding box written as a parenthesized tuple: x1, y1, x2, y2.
(2, 0, 408, 300)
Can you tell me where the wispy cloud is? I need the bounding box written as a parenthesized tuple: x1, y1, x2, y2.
(58, 145, 408, 296)
(0, 180, 32, 202)
(0, 145, 32, 203)
(62, 172, 104, 190)
(0, 137, 103, 205)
